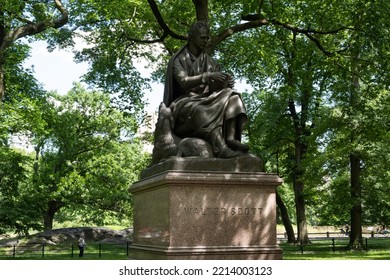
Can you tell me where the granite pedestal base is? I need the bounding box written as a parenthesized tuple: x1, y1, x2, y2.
(129, 157, 283, 260)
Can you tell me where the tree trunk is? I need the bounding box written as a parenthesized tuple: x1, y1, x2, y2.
(276, 191, 296, 243)
(349, 154, 363, 249)
(294, 177, 310, 244)
(192, 0, 209, 22)
(290, 103, 310, 245)
(43, 200, 62, 230)
(348, 49, 363, 249)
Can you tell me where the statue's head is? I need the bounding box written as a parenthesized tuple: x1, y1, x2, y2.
(188, 21, 210, 39)
(188, 21, 210, 51)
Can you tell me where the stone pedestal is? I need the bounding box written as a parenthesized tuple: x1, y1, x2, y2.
(129, 156, 283, 260)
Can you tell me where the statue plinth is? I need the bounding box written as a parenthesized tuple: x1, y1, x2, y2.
(128, 156, 283, 259)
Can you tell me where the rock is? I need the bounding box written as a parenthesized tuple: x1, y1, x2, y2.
(27, 227, 133, 245)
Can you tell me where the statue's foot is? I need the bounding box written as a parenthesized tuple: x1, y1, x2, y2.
(218, 146, 241, 158)
(226, 139, 249, 151)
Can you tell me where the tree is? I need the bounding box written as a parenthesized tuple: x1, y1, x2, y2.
(0, 146, 36, 234)
(0, 0, 68, 101)
(28, 84, 148, 229)
(0, 71, 49, 234)
(66, 141, 150, 226)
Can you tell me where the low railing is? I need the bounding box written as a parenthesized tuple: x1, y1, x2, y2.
(277, 230, 387, 239)
(280, 236, 390, 254)
(0, 241, 132, 259)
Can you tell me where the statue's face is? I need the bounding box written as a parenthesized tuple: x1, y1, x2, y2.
(190, 28, 210, 51)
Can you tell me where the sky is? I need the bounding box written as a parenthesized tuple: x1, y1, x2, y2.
(25, 41, 88, 94)
(24, 40, 164, 113)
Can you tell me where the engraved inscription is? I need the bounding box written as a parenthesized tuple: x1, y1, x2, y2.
(183, 207, 262, 216)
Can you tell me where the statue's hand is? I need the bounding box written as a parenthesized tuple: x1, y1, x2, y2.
(207, 72, 229, 83)
(206, 72, 230, 92)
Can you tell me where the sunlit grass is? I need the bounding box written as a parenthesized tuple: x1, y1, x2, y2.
(280, 238, 390, 260)
(284, 250, 390, 260)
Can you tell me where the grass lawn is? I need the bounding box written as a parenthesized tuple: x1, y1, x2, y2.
(280, 237, 390, 260)
(284, 250, 390, 260)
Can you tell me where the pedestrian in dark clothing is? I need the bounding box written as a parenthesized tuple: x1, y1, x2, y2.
(78, 234, 86, 257)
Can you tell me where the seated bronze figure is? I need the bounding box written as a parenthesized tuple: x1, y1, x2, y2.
(152, 21, 249, 164)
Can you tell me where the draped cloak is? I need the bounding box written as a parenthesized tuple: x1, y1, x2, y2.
(163, 45, 246, 140)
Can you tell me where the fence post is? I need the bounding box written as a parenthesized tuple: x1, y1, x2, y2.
(13, 245, 16, 258)
(71, 244, 74, 258)
(99, 243, 102, 258)
(332, 238, 335, 252)
(42, 244, 45, 258)
(300, 240, 304, 254)
(371, 231, 374, 238)
(126, 242, 129, 256)
(327, 231, 329, 238)
(365, 237, 368, 251)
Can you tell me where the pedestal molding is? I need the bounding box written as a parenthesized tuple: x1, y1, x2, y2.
(132, 170, 282, 194)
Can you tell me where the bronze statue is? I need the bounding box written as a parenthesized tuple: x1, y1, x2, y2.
(152, 21, 249, 163)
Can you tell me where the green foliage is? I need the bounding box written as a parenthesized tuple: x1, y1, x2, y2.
(1, 0, 153, 230)
(0, 146, 41, 234)
(0, 62, 47, 234)
(49, 0, 162, 114)
(0, 0, 61, 27)
(58, 140, 150, 226)
(2, 42, 45, 102)
(7, 84, 151, 230)
(0, 0, 70, 100)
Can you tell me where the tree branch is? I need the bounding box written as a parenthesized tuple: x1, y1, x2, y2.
(213, 13, 349, 56)
(123, 0, 186, 45)
(2, 0, 68, 49)
(0, 1, 68, 100)
(211, 17, 268, 47)
(269, 17, 340, 56)
(146, 0, 187, 41)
